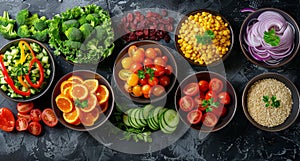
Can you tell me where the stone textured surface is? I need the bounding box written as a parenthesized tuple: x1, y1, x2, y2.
(0, 0, 300, 160)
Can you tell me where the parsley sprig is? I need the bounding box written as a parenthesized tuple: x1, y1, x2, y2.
(263, 28, 280, 46)
(196, 30, 215, 45)
(262, 95, 280, 108)
(137, 67, 154, 80)
(202, 98, 220, 112)
(75, 99, 88, 108)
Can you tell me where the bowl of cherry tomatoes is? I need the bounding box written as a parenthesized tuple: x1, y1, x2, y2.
(174, 71, 237, 132)
(113, 40, 177, 104)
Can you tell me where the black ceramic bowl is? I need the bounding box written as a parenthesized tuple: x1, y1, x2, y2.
(242, 72, 300, 132)
(113, 40, 178, 104)
(175, 9, 234, 67)
(0, 38, 55, 102)
(174, 71, 237, 132)
(239, 8, 300, 68)
(51, 70, 114, 131)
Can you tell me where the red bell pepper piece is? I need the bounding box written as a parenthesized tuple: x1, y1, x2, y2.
(25, 58, 44, 89)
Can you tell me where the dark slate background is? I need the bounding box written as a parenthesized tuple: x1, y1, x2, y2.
(1, 0, 300, 160)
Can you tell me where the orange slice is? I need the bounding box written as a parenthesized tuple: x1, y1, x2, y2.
(70, 84, 89, 100)
(63, 107, 80, 125)
(60, 80, 76, 93)
(68, 76, 84, 84)
(95, 85, 110, 105)
(79, 111, 95, 126)
(99, 101, 109, 113)
(55, 95, 74, 113)
(80, 94, 98, 113)
(90, 107, 100, 122)
(83, 79, 99, 93)
(63, 86, 72, 99)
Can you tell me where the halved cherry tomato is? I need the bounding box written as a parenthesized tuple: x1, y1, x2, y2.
(183, 82, 199, 96)
(194, 97, 206, 111)
(205, 90, 218, 102)
(187, 110, 202, 124)
(15, 118, 28, 131)
(202, 112, 218, 127)
(209, 78, 224, 93)
(30, 109, 42, 122)
(0, 108, 15, 132)
(179, 96, 195, 112)
(118, 69, 133, 81)
(159, 75, 170, 87)
(218, 92, 231, 105)
(212, 105, 227, 118)
(151, 85, 165, 96)
(198, 80, 209, 92)
(42, 108, 58, 127)
(28, 121, 42, 135)
(148, 77, 159, 86)
(17, 102, 34, 114)
(164, 65, 173, 75)
(17, 112, 31, 123)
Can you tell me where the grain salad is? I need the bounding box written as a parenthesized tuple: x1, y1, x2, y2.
(247, 78, 292, 127)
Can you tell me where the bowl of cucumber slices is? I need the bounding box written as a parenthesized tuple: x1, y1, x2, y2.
(0, 38, 55, 102)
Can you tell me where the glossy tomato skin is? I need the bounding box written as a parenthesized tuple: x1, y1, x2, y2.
(0, 108, 15, 132)
(17, 112, 31, 123)
(42, 108, 58, 127)
(164, 65, 173, 75)
(209, 78, 224, 93)
(17, 102, 34, 114)
(151, 85, 165, 96)
(30, 109, 42, 122)
(179, 95, 195, 112)
(218, 92, 231, 105)
(187, 110, 202, 124)
(205, 90, 218, 102)
(15, 118, 28, 131)
(159, 75, 170, 87)
(148, 77, 159, 86)
(139, 78, 148, 85)
(198, 80, 209, 92)
(183, 82, 199, 96)
(130, 63, 143, 73)
(28, 121, 42, 136)
(153, 65, 165, 77)
(202, 112, 218, 127)
(194, 97, 206, 111)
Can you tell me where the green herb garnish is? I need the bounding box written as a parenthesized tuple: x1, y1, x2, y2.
(137, 67, 155, 80)
(263, 28, 280, 46)
(137, 69, 145, 79)
(75, 99, 88, 108)
(196, 30, 215, 45)
(262, 95, 280, 108)
(202, 98, 220, 112)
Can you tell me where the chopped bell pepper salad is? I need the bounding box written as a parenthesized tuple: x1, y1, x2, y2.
(0, 40, 52, 98)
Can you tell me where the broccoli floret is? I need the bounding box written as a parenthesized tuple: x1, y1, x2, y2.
(64, 27, 82, 41)
(17, 25, 31, 38)
(86, 38, 99, 51)
(0, 11, 15, 26)
(64, 40, 82, 49)
(94, 25, 107, 41)
(61, 19, 79, 32)
(78, 15, 87, 25)
(32, 29, 48, 42)
(33, 16, 47, 31)
(16, 9, 29, 26)
(26, 13, 39, 26)
(86, 13, 100, 27)
(79, 23, 93, 40)
(0, 23, 18, 39)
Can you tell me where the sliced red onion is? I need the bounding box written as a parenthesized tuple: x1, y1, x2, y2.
(241, 8, 256, 13)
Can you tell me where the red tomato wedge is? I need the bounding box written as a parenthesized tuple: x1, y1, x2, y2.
(0, 108, 15, 132)
(17, 102, 34, 114)
(42, 108, 58, 127)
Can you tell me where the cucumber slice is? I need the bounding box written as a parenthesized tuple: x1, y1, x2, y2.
(128, 109, 140, 129)
(134, 108, 146, 127)
(152, 106, 164, 126)
(139, 108, 147, 126)
(143, 104, 155, 119)
(159, 115, 177, 134)
(123, 114, 131, 127)
(163, 109, 180, 128)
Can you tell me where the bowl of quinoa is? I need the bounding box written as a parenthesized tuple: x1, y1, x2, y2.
(242, 72, 300, 132)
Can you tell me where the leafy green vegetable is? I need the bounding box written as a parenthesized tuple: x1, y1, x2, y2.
(61, 19, 79, 33)
(64, 27, 82, 41)
(0, 11, 18, 39)
(263, 28, 280, 46)
(79, 23, 93, 39)
(202, 98, 220, 112)
(196, 30, 215, 45)
(262, 95, 280, 108)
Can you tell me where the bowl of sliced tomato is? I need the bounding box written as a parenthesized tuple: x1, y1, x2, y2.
(113, 40, 177, 104)
(174, 71, 237, 132)
(51, 70, 114, 131)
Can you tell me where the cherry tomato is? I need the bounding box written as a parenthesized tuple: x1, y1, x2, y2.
(159, 75, 170, 87)
(121, 57, 133, 69)
(148, 77, 159, 86)
(202, 112, 218, 127)
(129, 63, 143, 73)
(127, 73, 139, 86)
(132, 85, 143, 97)
(218, 92, 231, 105)
(153, 66, 165, 77)
(42, 108, 58, 127)
(0, 108, 15, 132)
(15, 118, 28, 131)
(209, 78, 224, 93)
(154, 48, 162, 56)
(179, 96, 195, 112)
(205, 90, 218, 102)
(118, 69, 133, 81)
(164, 65, 173, 75)
(187, 110, 202, 124)
(162, 56, 168, 62)
(198, 80, 209, 92)
(194, 97, 206, 111)
(124, 83, 132, 93)
(154, 57, 166, 67)
(17, 112, 31, 123)
(212, 105, 227, 118)
(143, 58, 153, 67)
(151, 85, 165, 96)
(145, 48, 157, 59)
(17, 102, 34, 114)
(139, 78, 148, 85)
(183, 82, 199, 96)
(30, 109, 42, 122)
(132, 48, 145, 63)
(28, 121, 42, 136)
(128, 45, 138, 57)
(142, 84, 151, 95)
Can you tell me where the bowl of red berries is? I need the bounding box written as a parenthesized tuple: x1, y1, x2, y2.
(174, 71, 237, 132)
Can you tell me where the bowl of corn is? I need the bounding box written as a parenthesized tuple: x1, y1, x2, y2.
(175, 9, 234, 66)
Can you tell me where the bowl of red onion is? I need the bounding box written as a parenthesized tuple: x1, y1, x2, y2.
(239, 8, 300, 68)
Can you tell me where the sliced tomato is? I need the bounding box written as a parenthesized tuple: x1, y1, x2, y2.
(17, 102, 34, 114)
(205, 90, 218, 102)
(183, 82, 199, 96)
(15, 118, 28, 131)
(212, 105, 227, 118)
(42, 108, 58, 127)
(209, 78, 224, 93)
(179, 95, 195, 112)
(17, 112, 31, 123)
(0, 108, 15, 132)
(194, 97, 206, 111)
(198, 80, 209, 92)
(218, 92, 231, 105)
(187, 110, 202, 124)
(30, 109, 42, 122)
(28, 121, 42, 136)
(202, 112, 218, 127)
